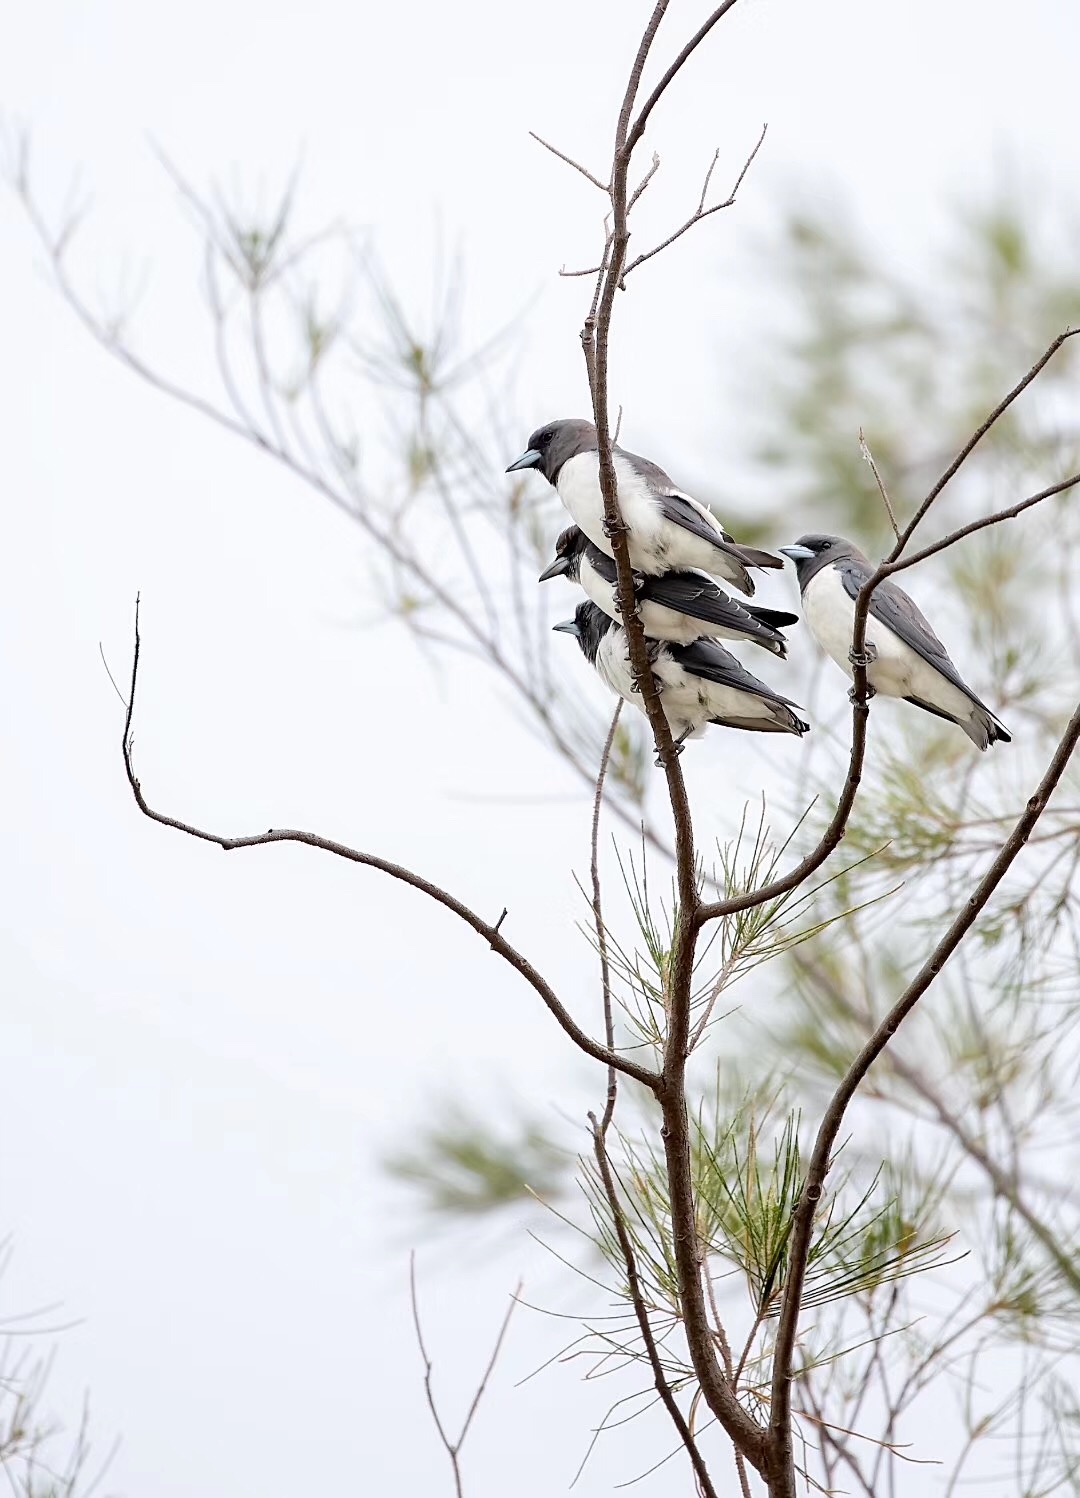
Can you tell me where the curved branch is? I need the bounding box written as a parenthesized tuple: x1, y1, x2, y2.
(765, 693, 1080, 1497)
(119, 600, 660, 1093)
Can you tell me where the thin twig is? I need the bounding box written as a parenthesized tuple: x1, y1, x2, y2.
(627, 152, 661, 214)
(859, 427, 900, 543)
(409, 1253, 522, 1498)
(119, 600, 660, 1091)
(885, 469, 1080, 577)
(528, 131, 608, 192)
(621, 124, 767, 280)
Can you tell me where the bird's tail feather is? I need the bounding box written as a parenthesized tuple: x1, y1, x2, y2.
(733, 545, 785, 571)
(710, 708, 809, 736)
(904, 694, 1011, 751)
(745, 605, 800, 630)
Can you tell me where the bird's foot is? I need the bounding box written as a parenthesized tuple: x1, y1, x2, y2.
(848, 683, 876, 704)
(602, 515, 630, 542)
(848, 642, 878, 669)
(654, 741, 685, 769)
(631, 670, 663, 696)
(610, 573, 647, 617)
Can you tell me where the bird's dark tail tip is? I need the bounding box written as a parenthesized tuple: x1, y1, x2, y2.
(736, 545, 786, 571)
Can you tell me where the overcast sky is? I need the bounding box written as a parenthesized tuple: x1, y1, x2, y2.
(3, 2, 1079, 1495)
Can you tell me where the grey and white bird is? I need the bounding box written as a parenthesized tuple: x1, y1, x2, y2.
(553, 601, 810, 752)
(540, 524, 799, 656)
(779, 533, 1011, 751)
(507, 419, 783, 595)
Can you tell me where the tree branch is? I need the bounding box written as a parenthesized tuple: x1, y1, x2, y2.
(589, 1114, 721, 1498)
(576, 3, 767, 1472)
(528, 131, 607, 192)
(592, 703, 624, 1137)
(620, 123, 766, 281)
(625, 1, 745, 159)
(765, 693, 1080, 1496)
(119, 600, 660, 1092)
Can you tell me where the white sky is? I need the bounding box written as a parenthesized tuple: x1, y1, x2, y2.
(2, 1, 1079, 1494)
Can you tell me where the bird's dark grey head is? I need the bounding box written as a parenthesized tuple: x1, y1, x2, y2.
(506, 419, 598, 486)
(552, 600, 614, 664)
(538, 525, 588, 583)
(779, 533, 867, 587)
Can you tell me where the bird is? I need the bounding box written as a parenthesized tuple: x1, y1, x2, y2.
(553, 601, 810, 755)
(778, 533, 1011, 751)
(507, 418, 783, 595)
(539, 524, 799, 656)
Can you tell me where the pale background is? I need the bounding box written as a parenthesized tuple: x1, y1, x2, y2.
(2, 2, 1078, 1493)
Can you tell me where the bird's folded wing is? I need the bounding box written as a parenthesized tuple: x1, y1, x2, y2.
(673, 637, 800, 706)
(838, 561, 972, 696)
(641, 571, 759, 629)
(657, 490, 733, 548)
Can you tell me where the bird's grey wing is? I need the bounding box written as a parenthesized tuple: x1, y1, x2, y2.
(641, 572, 763, 631)
(837, 559, 971, 695)
(656, 490, 736, 548)
(672, 637, 801, 707)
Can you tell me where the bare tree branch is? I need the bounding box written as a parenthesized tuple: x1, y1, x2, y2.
(625, 1, 745, 159)
(118, 599, 661, 1092)
(528, 131, 608, 192)
(620, 124, 767, 280)
(766, 693, 1080, 1497)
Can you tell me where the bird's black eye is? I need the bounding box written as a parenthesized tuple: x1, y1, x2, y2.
(539, 428, 553, 445)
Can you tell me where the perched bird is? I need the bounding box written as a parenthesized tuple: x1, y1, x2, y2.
(779, 534, 1011, 751)
(507, 419, 783, 595)
(553, 601, 809, 753)
(540, 524, 798, 656)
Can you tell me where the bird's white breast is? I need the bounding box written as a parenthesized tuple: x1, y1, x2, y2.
(557, 451, 664, 552)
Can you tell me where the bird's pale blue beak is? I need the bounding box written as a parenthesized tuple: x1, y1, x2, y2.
(552, 618, 580, 636)
(538, 555, 572, 582)
(506, 448, 543, 474)
(779, 545, 816, 563)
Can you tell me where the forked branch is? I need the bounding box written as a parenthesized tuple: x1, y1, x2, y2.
(409, 1253, 521, 1498)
